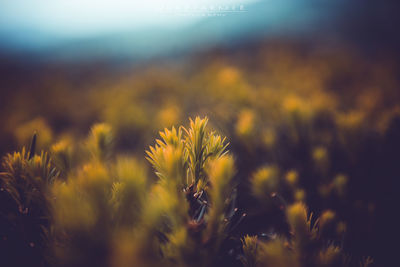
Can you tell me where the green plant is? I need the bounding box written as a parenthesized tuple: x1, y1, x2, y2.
(0, 117, 374, 267)
(240, 202, 373, 267)
(0, 134, 58, 267)
(146, 116, 239, 267)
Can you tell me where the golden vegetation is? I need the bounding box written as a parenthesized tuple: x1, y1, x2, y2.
(1, 44, 398, 266)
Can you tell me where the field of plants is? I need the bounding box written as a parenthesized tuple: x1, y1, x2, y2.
(1, 41, 399, 267)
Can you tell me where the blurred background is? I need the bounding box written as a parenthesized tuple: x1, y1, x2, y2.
(1, 0, 400, 266)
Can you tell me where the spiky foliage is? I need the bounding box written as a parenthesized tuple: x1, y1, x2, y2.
(146, 126, 186, 184)
(240, 235, 259, 267)
(0, 118, 374, 267)
(49, 117, 237, 267)
(182, 117, 229, 187)
(146, 117, 229, 188)
(146, 116, 239, 267)
(240, 202, 374, 267)
(51, 139, 74, 177)
(0, 140, 58, 267)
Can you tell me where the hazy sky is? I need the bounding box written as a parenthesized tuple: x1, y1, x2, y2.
(0, 0, 340, 58)
(3, 0, 394, 59)
(0, 0, 258, 37)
